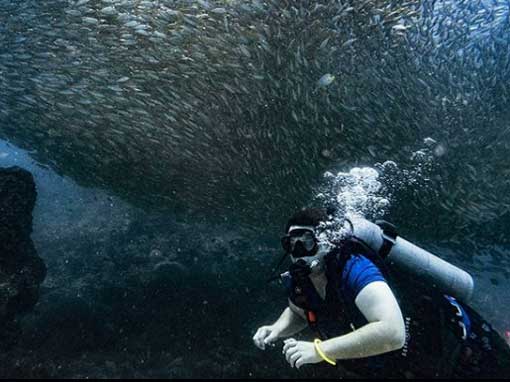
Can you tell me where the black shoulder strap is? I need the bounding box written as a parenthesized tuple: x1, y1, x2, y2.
(325, 244, 358, 328)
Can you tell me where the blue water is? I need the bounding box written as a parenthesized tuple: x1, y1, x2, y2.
(1, 0, 510, 377)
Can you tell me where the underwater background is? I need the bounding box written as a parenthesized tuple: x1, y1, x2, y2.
(0, 0, 509, 378)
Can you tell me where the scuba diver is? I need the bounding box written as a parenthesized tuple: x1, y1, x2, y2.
(253, 208, 510, 378)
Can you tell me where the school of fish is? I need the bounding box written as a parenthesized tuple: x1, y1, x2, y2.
(0, 0, 509, 242)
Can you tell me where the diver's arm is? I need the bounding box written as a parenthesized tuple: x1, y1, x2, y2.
(278, 300, 308, 336)
(253, 300, 307, 350)
(319, 281, 406, 359)
(270, 300, 308, 338)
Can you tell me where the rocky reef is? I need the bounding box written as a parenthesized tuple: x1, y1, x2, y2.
(0, 166, 46, 348)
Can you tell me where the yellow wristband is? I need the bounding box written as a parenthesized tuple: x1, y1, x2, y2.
(314, 339, 336, 366)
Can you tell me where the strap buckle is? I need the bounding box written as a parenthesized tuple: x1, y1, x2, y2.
(444, 296, 468, 340)
(458, 321, 467, 340)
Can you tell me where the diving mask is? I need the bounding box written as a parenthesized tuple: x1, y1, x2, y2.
(281, 225, 318, 258)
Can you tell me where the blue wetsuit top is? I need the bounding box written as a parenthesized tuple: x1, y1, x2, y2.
(340, 254, 386, 303)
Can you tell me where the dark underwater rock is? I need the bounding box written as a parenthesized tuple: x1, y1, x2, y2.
(0, 166, 46, 348)
(0, 207, 293, 378)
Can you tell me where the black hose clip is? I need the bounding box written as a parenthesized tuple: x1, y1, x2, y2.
(375, 220, 398, 259)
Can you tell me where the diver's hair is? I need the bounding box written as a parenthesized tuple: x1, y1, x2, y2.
(285, 207, 330, 233)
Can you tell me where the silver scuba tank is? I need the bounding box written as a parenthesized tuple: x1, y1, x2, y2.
(344, 216, 474, 303)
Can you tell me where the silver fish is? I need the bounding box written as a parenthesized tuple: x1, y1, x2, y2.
(317, 73, 336, 87)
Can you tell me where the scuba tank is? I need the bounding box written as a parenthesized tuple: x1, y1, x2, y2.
(343, 216, 474, 303)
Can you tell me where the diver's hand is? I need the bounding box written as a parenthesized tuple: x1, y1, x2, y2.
(283, 338, 322, 369)
(253, 325, 280, 350)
